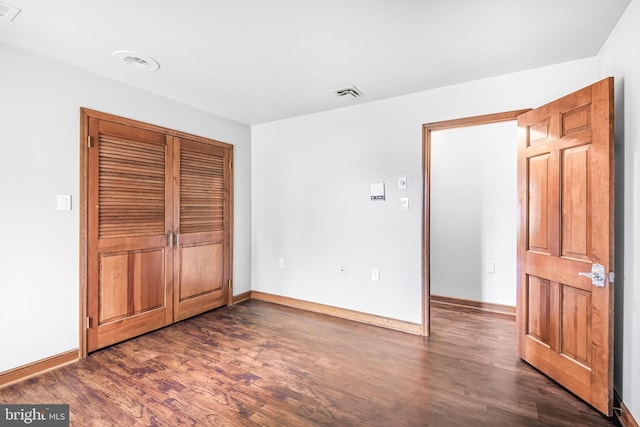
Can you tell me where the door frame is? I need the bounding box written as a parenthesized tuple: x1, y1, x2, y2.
(79, 108, 234, 358)
(421, 109, 531, 336)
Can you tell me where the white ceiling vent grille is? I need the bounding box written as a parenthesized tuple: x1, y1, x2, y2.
(334, 86, 364, 99)
(112, 50, 160, 72)
(0, 2, 21, 21)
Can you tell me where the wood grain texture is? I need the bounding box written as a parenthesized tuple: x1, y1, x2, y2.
(616, 391, 640, 427)
(97, 130, 166, 239)
(99, 250, 165, 323)
(178, 243, 223, 300)
(0, 301, 616, 426)
(527, 276, 550, 345)
(80, 109, 233, 353)
(430, 295, 515, 320)
(561, 145, 590, 259)
(173, 136, 231, 322)
(422, 109, 532, 131)
(179, 142, 225, 233)
(232, 291, 251, 304)
(0, 350, 78, 388)
(87, 117, 173, 353)
(517, 78, 614, 415)
(528, 154, 550, 253)
(619, 406, 640, 427)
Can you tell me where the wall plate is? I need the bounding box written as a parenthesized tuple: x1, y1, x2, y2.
(57, 194, 72, 211)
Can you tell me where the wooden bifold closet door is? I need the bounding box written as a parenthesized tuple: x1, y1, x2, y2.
(173, 138, 230, 322)
(82, 110, 232, 353)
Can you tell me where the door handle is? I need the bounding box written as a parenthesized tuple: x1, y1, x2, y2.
(578, 263, 606, 288)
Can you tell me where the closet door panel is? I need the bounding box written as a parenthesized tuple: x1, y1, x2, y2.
(83, 109, 232, 353)
(87, 118, 173, 352)
(99, 249, 165, 324)
(174, 138, 230, 321)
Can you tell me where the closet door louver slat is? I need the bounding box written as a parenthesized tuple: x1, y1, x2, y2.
(98, 134, 165, 239)
(179, 148, 225, 234)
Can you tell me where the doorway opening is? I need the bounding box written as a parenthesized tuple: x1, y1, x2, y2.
(421, 109, 530, 336)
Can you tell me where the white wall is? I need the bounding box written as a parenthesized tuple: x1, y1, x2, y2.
(431, 122, 517, 306)
(0, 42, 251, 373)
(253, 4, 640, 409)
(3, 6, 637, 418)
(597, 0, 640, 420)
(252, 58, 598, 324)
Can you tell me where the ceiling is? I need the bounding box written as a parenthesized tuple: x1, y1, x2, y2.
(0, 0, 630, 125)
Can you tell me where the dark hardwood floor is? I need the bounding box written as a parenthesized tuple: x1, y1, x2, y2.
(0, 300, 617, 426)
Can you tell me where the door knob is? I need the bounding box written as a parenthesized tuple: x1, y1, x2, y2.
(578, 263, 606, 288)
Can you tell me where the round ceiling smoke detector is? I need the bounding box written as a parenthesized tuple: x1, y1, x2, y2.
(112, 50, 160, 72)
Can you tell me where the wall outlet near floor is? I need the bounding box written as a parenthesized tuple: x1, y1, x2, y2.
(486, 262, 495, 273)
(56, 194, 72, 211)
(278, 257, 285, 269)
(339, 265, 346, 276)
(371, 268, 380, 281)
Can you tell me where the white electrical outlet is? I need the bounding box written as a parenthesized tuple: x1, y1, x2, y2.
(371, 268, 380, 281)
(339, 265, 346, 276)
(487, 262, 495, 273)
(56, 194, 72, 211)
(278, 258, 285, 269)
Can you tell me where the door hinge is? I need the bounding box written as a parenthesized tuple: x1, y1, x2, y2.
(229, 161, 233, 170)
(228, 279, 232, 289)
(609, 271, 615, 284)
(86, 316, 91, 329)
(87, 135, 92, 148)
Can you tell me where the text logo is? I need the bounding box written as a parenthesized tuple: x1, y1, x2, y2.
(0, 405, 69, 427)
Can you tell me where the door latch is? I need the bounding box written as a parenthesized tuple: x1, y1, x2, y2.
(578, 263, 606, 288)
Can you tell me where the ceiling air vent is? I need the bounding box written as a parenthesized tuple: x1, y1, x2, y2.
(334, 86, 364, 99)
(112, 50, 160, 72)
(0, 1, 21, 21)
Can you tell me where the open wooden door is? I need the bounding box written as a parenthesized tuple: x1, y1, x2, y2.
(516, 77, 614, 415)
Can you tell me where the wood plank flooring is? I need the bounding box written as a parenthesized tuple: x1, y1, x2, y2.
(0, 300, 617, 426)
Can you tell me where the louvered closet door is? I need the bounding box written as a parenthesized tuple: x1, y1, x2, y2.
(87, 118, 173, 352)
(173, 138, 230, 321)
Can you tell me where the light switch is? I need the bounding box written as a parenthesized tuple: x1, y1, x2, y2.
(400, 197, 409, 210)
(57, 194, 72, 211)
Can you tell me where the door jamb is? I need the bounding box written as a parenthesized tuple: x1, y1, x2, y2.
(421, 109, 531, 336)
(79, 110, 89, 359)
